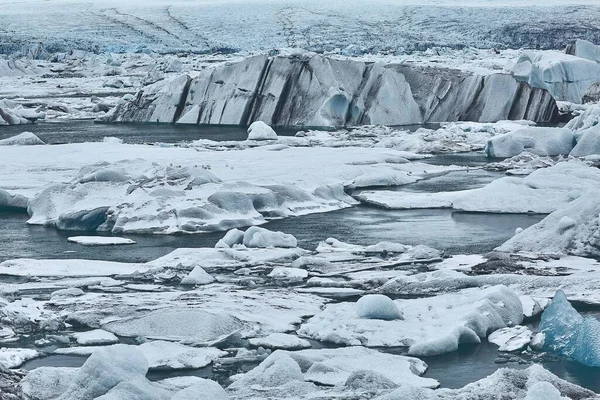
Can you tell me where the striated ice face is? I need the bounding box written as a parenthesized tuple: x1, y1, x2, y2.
(539, 290, 600, 367)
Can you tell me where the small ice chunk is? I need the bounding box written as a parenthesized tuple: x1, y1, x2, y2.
(488, 326, 532, 352)
(72, 329, 120, 346)
(180, 266, 215, 286)
(242, 226, 297, 248)
(247, 121, 277, 140)
(51, 287, 85, 298)
(355, 294, 403, 321)
(268, 267, 308, 282)
(248, 333, 311, 350)
(214, 228, 244, 248)
(103, 137, 124, 144)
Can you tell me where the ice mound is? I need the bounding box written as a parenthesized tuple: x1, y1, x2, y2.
(247, 121, 278, 140)
(0, 132, 45, 146)
(180, 266, 215, 286)
(484, 127, 575, 158)
(570, 125, 600, 157)
(571, 39, 600, 63)
(539, 290, 600, 367)
(0, 348, 38, 368)
(0, 188, 28, 211)
(57, 344, 148, 400)
(101, 308, 243, 342)
(355, 294, 402, 321)
(300, 285, 522, 355)
(498, 190, 600, 257)
(216, 226, 298, 249)
(20, 367, 77, 400)
(228, 347, 438, 396)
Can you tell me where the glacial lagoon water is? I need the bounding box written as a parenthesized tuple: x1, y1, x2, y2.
(2, 121, 595, 392)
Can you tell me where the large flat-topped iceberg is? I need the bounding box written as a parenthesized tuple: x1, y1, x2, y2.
(106, 54, 558, 127)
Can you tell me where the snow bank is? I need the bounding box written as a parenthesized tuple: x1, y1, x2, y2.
(0, 348, 38, 368)
(170, 379, 228, 400)
(247, 121, 277, 140)
(0, 132, 45, 146)
(484, 127, 574, 158)
(299, 285, 522, 356)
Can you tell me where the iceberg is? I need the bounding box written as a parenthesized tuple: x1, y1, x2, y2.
(539, 290, 600, 367)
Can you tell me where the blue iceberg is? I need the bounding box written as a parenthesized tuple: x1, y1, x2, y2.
(539, 290, 600, 366)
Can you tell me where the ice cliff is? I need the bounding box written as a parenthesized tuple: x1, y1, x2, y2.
(106, 54, 558, 127)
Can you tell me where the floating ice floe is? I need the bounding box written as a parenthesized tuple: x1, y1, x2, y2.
(357, 161, 600, 214)
(248, 333, 311, 350)
(488, 326, 533, 352)
(0, 259, 149, 277)
(67, 236, 136, 246)
(299, 285, 522, 356)
(72, 329, 119, 346)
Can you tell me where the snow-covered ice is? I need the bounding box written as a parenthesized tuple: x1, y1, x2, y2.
(67, 237, 136, 246)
